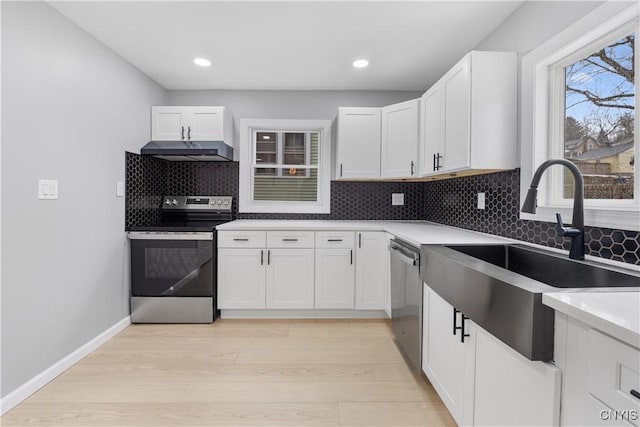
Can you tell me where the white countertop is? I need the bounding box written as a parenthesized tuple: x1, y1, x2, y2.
(216, 220, 511, 247)
(543, 292, 640, 348)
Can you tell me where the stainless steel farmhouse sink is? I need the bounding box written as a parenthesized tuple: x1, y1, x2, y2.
(420, 244, 640, 362)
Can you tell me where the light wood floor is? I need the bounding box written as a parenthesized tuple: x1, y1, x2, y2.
(2, 319, 455, 427)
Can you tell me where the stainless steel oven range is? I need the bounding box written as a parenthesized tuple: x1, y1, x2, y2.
(128, 195, 233, 323)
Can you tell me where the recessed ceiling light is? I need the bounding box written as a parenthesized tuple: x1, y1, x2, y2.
(352, 59, 369, 69)
(194, 58, 211, 67)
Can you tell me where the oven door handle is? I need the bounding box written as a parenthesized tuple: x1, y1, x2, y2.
(160, 269, 200, 295)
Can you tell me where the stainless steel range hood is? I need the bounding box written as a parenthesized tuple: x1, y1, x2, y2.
(140, 140, 233, 161)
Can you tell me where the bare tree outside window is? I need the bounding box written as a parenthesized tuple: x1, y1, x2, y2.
(564, 33, 635, 199)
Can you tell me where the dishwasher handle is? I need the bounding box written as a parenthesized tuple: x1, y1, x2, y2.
(388, 242, 419, 266)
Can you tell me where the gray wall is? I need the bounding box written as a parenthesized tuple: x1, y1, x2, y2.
(475, 1, 604, 53)
(1, 2, 167, 397)
(473, 0, 604, 161)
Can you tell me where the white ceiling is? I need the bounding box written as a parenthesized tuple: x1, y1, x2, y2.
(49, 1, 523, 91)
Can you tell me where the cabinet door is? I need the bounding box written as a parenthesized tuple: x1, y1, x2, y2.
(381, 99, 419, 178)
(419, 85, 444, 176)
(355, 232, 389, 310)
(473, 325, 561, 427)
(315, 248, 355, 309)
(266, 249, 314, 309)
(186, 107, 225, 141)
(422, 285, 473, 425)
(218, 248, 266, 309)
(336, 108, 381, 179)
(443, 58, 471, 172)
(381, 99, 420, 178)
(151, 107, 187, 141)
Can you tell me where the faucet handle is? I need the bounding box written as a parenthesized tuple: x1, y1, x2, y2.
(556, 213, 581, 237)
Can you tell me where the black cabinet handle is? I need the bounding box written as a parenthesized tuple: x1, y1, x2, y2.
(350, 249, 353, 265)
(340, 163, 343, 177)
(433, 153, 436, 172)
(267, 250, 270, 265)
(233, 238, 249, 242)
(282, 238, 298, 242)
(453, 308, 460, 335)
(181, 126, 185, 140)
(461, 314, 470, 343)
(410, 161, 415, 176)
(436, 153, 443, 171)
(358, 233, 362, 248)
(187, 126, 192, 140)
(327, 239, 343, 242)
(631, 389, 640, 400)
(260, 250, 264, 266)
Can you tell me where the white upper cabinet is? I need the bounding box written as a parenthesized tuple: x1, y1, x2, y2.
(151, 106, 232, 143)
(418, 86, 444, 176)
(381, 99, 419, 179)
(419, 51, 517, 176)
(336, 108, 382, 179)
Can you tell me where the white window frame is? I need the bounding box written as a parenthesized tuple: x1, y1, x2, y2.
(239, 118, 332, 214)
(521, 1, 640, 231)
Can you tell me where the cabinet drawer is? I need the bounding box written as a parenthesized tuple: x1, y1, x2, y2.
(587, 328, 640, 425)
(266, 231, 315, 248)
(218, 231, 266, 248)
(315, 232, 355, 249)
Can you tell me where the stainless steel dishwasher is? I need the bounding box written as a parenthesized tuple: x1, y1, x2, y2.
(389, 238, 422, 372)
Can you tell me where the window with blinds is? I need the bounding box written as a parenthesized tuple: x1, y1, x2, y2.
(253, 130, 320, 201)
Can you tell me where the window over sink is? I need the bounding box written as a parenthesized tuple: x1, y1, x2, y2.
(239, 119, 331, 213)
(521, 2, 639, 231)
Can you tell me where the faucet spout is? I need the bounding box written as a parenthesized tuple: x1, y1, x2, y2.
(521, 159, 586, 260)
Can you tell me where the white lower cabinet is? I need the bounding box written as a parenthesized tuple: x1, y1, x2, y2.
(473, 326, 561, 427)
(422, 283, 561, 427)
(218, 248, 266, 309)
(556, 313, 640, 427)
(315, 248, 355, 308)
(266, 249, 315, 309)
(218, 229, 390, 314)
(355, 232, 389, 310)
(422, 284, 475, 426)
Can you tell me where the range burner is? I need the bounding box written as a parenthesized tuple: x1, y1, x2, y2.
(131, 195, 234, 232)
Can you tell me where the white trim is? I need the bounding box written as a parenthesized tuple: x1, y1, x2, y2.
(221, 309, 388, 319)
(239, 119, 332, 214)
(520, 1, 640, 231)
(0, 316, 131, 416)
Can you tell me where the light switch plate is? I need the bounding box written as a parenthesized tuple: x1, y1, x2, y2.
(38, 179, 58, 200)
(477, 192, 486, 210)
(392, 193, 405, 206)
(116, 181, 124, 197)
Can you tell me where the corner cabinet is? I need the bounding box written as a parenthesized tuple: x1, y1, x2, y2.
(423, 282, 561, 426)
(418, 51, 517, 177)
(335, 100, 419, 180)
(151, 106, 233, 143)
(381, 99, 420, 178)
(336, 108, 382, 179)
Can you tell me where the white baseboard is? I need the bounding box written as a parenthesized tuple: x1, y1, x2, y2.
(221, 309, 389, 319)
(0, 316, 131, 416)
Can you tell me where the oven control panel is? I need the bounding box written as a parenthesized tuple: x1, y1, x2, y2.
(162, 196, 233, 211)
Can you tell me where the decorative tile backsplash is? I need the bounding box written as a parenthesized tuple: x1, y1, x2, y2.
(423, 169, 640, 265)
(125, 152, 639, 265)
(125, 152, 425, 227)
